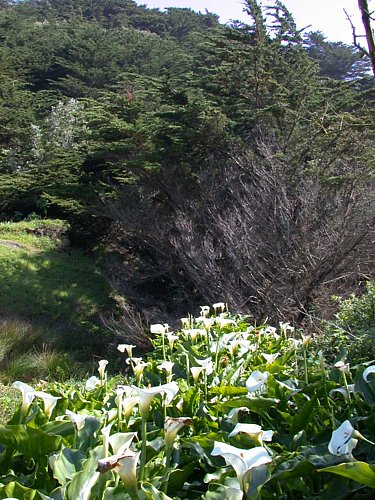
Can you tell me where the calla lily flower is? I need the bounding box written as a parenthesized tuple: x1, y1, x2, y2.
(98, 359, 108, 379)
(114, 450, 140, 498)
(122, 397, 139, 418)
(150, 324, 166, 335)
(213, 302, 226, 312)
(262, 353, 280, 364)
(211, 442, 272, 492)
(328, 420, 358, 456)
(246, 370, 269, 393)
(132, 382, 179, 416)
(164, 417, 193, 448)
(229, 423, 274, 443)
(263, 326, 280, 340)
(227, 407, 251, 425)
(301, 334, 311, 347)
(133, 361, 150, 380)
(363, 365, 375, 382)
(195, 357, 214, 375)
(216, 315, 236, 329)
(166, 333, 178, 349)
(334, 360, 350, 373)
(117, 344, 136, 357)
(85, 375, 101, 391)
(157, 361, 175, 374)
(12, 381, 35, 415)
(33, 391, 61, 418)
(202, 317, 214, 330)
(183, 328, 206, 341)
(190, 366, 204, 381)
(65, 409, 86, 431)
(279, 321, 294, 333)
(200, 305, 210, 316)
(329, 385, 355, 401)
(181, 317, 190, 327)
(228, 339, 254, 357)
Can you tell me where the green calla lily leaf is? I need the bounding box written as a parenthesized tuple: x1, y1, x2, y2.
(0, 481, 50, 499)
(318, 461, 375, 489)
(50, 447, 86, 486)
(0, 425, 62, 458)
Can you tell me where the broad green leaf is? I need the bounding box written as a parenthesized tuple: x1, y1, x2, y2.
(77, 416, 101, 451)
(211, 386, 248, 396)
(0, 481, 50, 499)
(50, 447, 86, 486)
(166, 463, 196, 494)
(318, 461, 375, 489)
(42, 419, 75, 438)
(290, 395, 317, 435)
(218, 397, 280, 415)
(66, 445, 104, 500)
(271, 459, 315, 481)
(204, 484, 243, 499)
(140, 481, 173, 499)
(0, 425, 62, 458)
(247, 464, 271, 498)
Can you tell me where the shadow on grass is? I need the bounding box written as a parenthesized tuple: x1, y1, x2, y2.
(0, 245, 116, 358)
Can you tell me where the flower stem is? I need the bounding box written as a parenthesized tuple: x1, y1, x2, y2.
(303, 347, 309, 385)
(139, 415, 148, 481)
(161, 445, 173, 493)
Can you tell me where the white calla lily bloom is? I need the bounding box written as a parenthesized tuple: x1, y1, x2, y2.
(114, 450, 140, 497)
(166, 333, 178, 349)
(200, 305, 210, 317)
(211, 442, 272, 492)
(246, 370, 269, 393)
(183, 328, 206, 341)
(195, 357, 214, 375)
(181, 317, 190, 327)
(133, 361, 150, 379)
(363, 365, 375, 382)
(164, 417, 193, 448)
(262, 353, 280, 364)
(65, 409, 87, 431)
(227, 407, 251, 425)
(150, 323, 166, 335)
(33, 391, 61, 418)
(190, 366, 204, 381)
(132, 381, 179, 416)
(328, 420, 358, 456)
(117, 344, 136, 357)
(157, 361, 175, 374)
(229, 423, 274, 442)
(213, 302, 226, 312)
(12, 381, 36, 415)
(98, 359, 109, 379)
(329, 385, 355, 400)
(85, 375, 101, 391)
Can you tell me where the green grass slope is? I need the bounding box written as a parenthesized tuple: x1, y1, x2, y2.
(0, 219, 116, 382)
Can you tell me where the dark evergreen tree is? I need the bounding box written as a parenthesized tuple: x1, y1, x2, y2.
(304, 31, 372, 80)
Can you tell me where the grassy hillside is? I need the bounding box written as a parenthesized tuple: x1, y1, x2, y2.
(0, 219, 116, 382)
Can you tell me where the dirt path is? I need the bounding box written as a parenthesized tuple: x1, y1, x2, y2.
(0, 239, 30, 250)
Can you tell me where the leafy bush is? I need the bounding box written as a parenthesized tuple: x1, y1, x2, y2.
(321, 282, 375, 363)
(1, 306, 375, 498)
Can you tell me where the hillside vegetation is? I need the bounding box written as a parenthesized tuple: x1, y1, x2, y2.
(0, 0, 374, 324)
(0, 219, 116, 382)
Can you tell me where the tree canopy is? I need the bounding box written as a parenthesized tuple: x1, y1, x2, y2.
(0, 0, 374, 321)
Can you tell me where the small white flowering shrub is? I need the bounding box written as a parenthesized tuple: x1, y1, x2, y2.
(1, 306, 375, 498)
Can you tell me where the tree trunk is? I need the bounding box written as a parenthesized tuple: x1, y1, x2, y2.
(358, 0, 375, 76)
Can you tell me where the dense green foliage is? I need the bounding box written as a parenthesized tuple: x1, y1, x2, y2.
(2, 307, 375, 498)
